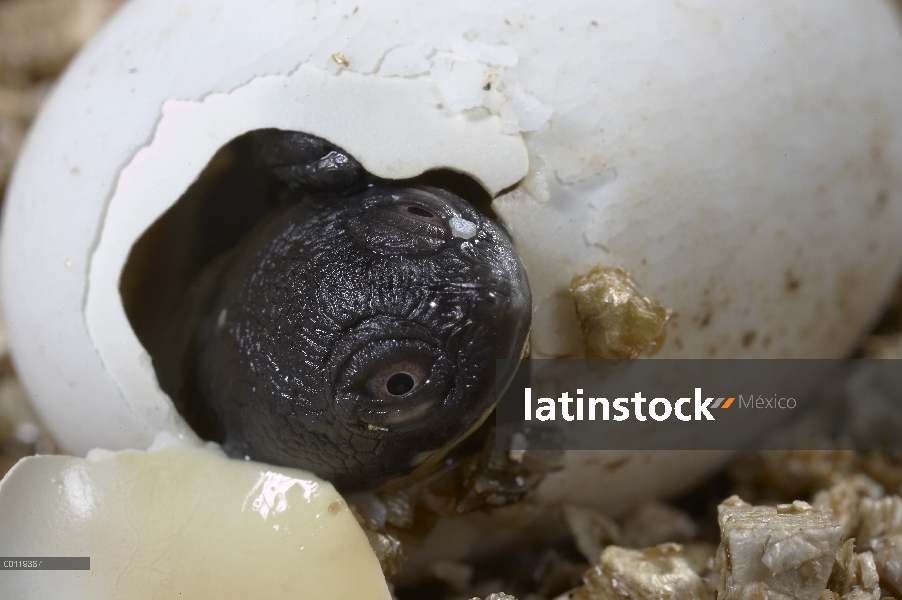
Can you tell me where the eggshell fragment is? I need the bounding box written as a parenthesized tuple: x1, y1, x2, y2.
(0, 437, 391, 600)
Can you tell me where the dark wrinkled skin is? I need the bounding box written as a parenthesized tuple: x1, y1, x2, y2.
(180, 131, 530, 491)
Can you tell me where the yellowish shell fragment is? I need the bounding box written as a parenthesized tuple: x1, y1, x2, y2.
(570, 266, 669, 359)
(572, 543, 709, 600)
(715, 496, 843, 600)
(0, 439, 391, 600)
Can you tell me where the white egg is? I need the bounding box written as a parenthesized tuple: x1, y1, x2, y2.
(1, 0, 902, 591)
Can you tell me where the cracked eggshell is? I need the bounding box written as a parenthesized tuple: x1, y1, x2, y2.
(1, 0, 902, 524)
(492, 3, 902, 362)
(1, 0, 532, 456)
(0, 437, 391, 599)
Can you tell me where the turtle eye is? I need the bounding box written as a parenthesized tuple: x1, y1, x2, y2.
(331, 332, 455, 429)
(394, 203, 445, 226)
(405, 205, 433, 218)
(387, 373, 415, 395)
(364, 353, 432, 401)
(348, 191, 456, 255)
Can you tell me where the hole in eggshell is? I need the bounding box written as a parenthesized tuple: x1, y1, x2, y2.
(119, 128, 495, 435)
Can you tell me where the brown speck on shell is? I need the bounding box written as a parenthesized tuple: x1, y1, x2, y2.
(331, 52, 350, 67)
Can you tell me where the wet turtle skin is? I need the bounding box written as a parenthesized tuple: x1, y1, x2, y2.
(176, 132, 531, 491)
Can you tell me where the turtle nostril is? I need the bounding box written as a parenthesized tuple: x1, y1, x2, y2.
(386, 372, 416, 396)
